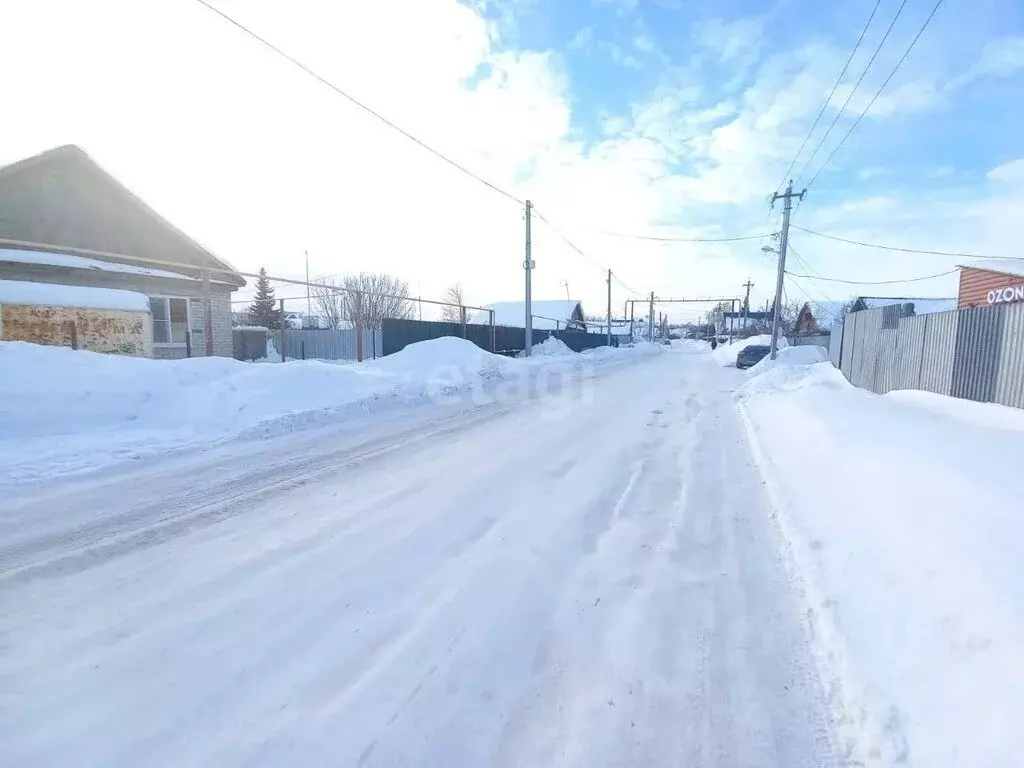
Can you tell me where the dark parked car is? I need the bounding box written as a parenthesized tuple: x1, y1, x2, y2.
(736, 344, 771, 369)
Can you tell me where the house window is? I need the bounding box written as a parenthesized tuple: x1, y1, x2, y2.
(150, 296, 190, 345)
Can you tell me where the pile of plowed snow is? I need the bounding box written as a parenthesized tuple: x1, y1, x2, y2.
(0, 336, 661, 482)
(519, 336, 575, 357)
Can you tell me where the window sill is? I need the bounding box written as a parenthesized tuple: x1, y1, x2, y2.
(153, 343, 188, 348)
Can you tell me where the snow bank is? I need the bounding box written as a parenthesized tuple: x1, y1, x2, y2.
(520, 336, 574, 358)
(886, 389, 1024, 434)
(738, 353, 1024, 766)
(0, 279, 149, 311)
(0, 336, 662, 482)
(712, 333, 786, 367)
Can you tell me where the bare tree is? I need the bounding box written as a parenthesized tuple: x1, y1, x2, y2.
(310, 277, 345, 329)
(776, 298, 804, 335)
(440, 282, 465, 323)
(340, 272, 413, 330)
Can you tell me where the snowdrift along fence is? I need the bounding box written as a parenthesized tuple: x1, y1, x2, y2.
(834, 301, 1024, 409)
(381, 318, 620, 357)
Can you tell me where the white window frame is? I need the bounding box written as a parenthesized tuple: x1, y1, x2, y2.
(149, 295, 193, 347)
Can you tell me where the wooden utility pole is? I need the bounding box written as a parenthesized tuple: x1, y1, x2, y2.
(769, 181, 805, 359)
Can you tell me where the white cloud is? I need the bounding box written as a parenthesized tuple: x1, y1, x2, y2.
(947, 36, 1024, 90)
(593, 0, 639, 14)
(696, 16, 764, 65)
(567, 26, 595, 53)
(1, 0, 1017, 317)
(601, 42, 643, 70)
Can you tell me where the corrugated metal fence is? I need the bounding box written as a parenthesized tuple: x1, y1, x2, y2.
(271, 328, 381, 360)
(381, 318, 619, 357)
(835, 302, 1024, 409)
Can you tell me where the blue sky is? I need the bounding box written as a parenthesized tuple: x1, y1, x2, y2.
(4, 0, 1021, 316)
(483, 0, 1024, 205)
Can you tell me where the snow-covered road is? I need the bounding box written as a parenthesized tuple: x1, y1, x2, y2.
(0, 346, 841, 767)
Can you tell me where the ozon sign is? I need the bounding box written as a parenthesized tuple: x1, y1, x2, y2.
(987, 284, 1024, 304)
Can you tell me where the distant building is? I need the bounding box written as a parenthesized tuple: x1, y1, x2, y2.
(956, 261, 1024, 309)
(474, 299, 586, 331)
(715, 310, 771, 336)
(849, 297, 956, 315)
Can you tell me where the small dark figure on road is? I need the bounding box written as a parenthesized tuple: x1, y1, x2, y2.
(710, 338, 718, 350)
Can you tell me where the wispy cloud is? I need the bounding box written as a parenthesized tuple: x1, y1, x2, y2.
(947, 36, 1024, 90)
(567, 25, 595, 53)
(593, 0, 639, 14)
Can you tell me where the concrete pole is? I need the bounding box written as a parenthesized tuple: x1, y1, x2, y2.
(202, 267, 214, 356)
(770, 180, 805, 359)
(524, 200, 534, 356)
(606, 269, 612, 346)
(648, 292, 654, 342)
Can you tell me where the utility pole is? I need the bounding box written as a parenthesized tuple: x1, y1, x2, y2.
(524, 200, 534, 356)
(770, 181, 805, 359)
(305, 250, 311, 317)
(742, 278, 754, 333)
(648, 291, 654, 342)
(606, 269, 612, 346)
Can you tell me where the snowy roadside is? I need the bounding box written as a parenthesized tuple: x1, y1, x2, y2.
(0, 337, 660, 483)
(735, 348, 1024, 766)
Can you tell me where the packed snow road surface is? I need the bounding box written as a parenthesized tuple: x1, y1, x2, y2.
(0, 346, 840, 767)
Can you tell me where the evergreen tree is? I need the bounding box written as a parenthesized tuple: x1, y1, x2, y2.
(248, 268, 283, 328)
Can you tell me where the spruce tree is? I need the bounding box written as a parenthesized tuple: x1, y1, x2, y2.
(248, 268, 282, 328)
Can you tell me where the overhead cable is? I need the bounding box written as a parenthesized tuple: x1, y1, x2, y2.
(805, 0, 945, 190)
(597, 230, 767, 243)
(792, 0, 911, 187)
(786, 268, 958, 285)
(533, 210, 645, 296)
(774, 0, 884, 193)
(793, 224, 1021, 260)
(193, 0, 525, 206)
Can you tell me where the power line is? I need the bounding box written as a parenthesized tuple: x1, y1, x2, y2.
(793, 224, 1022, 260)
(793, 0, 910, 187)
(804, 0, 944, 190)
(193, 0, 524, 207)
(533, 210, 645, 296)
(597, 230, 767, 243)
(774, 0, 883, 193)
(787, 245, 837, 303)
(786, 268, 958, 285)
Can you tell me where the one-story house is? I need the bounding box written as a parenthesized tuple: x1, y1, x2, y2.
(474, 300, 587, 331)
(0, 145, 244, 358)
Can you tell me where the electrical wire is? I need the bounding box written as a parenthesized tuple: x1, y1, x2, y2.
(786, 268, 958, 285)
(533, 209, 645, 296)
(804, 0, 945, 191)
(597, 230, 766, 243)
(792, 225, 1022, 260)
(792, 0, 911, 187)
(787, 245, 837, 303)
(193, 0, 525, 207)
(774, 0, 883, 193)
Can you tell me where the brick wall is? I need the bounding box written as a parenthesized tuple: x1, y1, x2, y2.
(0, 303, 152, 356)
